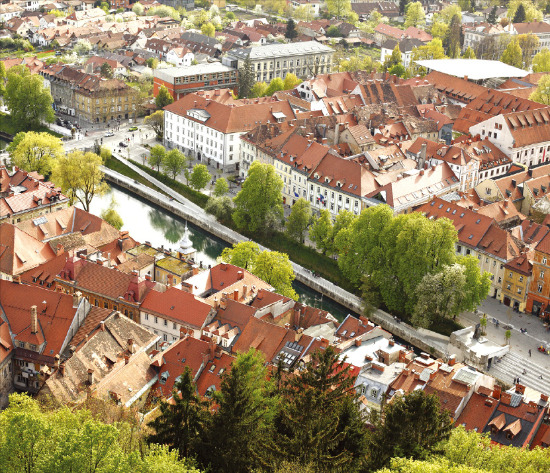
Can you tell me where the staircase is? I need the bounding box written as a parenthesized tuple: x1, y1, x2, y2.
(489, 351, 550, 395)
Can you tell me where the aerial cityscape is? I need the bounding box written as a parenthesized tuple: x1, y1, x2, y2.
(2, 0, 550, 471)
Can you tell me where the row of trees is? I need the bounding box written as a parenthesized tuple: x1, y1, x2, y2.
(249, 73, 302, 98)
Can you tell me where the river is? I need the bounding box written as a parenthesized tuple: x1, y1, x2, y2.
(87, 185, 357, 321)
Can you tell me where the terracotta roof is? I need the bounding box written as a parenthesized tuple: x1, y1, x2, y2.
(476, 200, 523, 224)
(493, 163, 550, 201)
(335, 314, 375, 341)
(514, 21, 550, 34)
(215, 298, 256, 332)
(0, 322, 13, 365)
(195, 352, 235, 397)
(502, 108, 550, 148)
(250, 289, 291, 309)
(425, 71, 487, 104)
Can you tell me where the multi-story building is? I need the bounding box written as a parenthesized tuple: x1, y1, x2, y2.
(527, 232, 550, 316)
(501, 254, 532, 312)
(222, 41, 334, 82)
(154, 63, 238, 100)
(380, 38, 423, 69)
(511, 22, 550, 55)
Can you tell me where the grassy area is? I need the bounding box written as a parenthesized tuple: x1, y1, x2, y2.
(104, 156, 164, 194)
(0, 113, 63, 138)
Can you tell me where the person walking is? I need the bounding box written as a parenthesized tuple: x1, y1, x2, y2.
(529, 349, 532, 357)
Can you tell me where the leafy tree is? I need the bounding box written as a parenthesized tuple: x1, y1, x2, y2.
(156, 84, 174, 109)
(404, 1, 425, 28)
(213, 177, 229, 197)
(437, 4, 461, 23)
(144, 110, 164, 137)
(285, 18, 298, 40)
(283, 73, 301, 90)
(309, 209, 333, 254)
(501, 39, 523, 68)
(513, 2, 526, 22)
(412, 38, 446, 62)
(100, 62, 113, 78)
(205, 195, 234, 220)
(232, 161, 283, 234)
(8, 131, 63, 176)
(132, 2, 144, 15)
(149, 144, 166, 171)
(458, 0, 471, 11)
(286, 198, 311, 243)
(250, 81, 269, 98)
(147, 57, 159, 69)
(219, 241, 261, 270)
(532, 47, 550, 71)
(487, 5, 498, 24)
(430, 21, 448, 40)
(251, 250, 298, 299)
(529, 74, 550, 104)
(238, 55, 255, 98)
(272, 346, 367, 471)
(507, 0, 542, 22)
(204, 349, 276, 473)
(189, 164, 211, 190)
(444, 14, 462, 56)
(462, 46, 476, 58)
(162, 148, 187, 179)
(326, 0, 352, 19)
(51, 150, 108, 212)
(389, 64, 406, 77)
(0, 61, 6, 97)
(201, 21, 215, 37)
(293, 4, 315, 21)
(384, 44, 402, 70)
(338, 54, 376, 72)
(399, 0, 410, 15)
(147, 367, 210, 459)
(265, 77, 285, 96)
(326, 25, 341, 37)
(101, 207, 123, 230)
(74, 38, 92, 56)
(226, 11, 236, 19)
(517, 34, 539, 68)
(4, 65, 54, 131)
(365, 390, 453, 471)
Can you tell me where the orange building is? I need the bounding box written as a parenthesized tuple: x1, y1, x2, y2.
(526, 232, 550, 316)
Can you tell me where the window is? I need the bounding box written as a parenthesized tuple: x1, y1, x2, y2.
(519, 276, 523, 282)
(155, 316, 158, 324)
(517, 288, 522, 295)
(164, 319, 168, 326)
(145, 314, 149, 321)
(542, 271, 546, 279)
(163, 334, 168, 342)
(104, 302, 109, 309)
(173, 322, 177, 330)
(509, 272, 513, 278)
(506, 284, 511, 290)
(544, 257, 547, 265)
(539, 284, 543, 292)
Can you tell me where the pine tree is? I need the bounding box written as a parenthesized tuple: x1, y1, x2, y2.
(237, 55, 255, 99)
(487, 5, 498, 24)
(513, 3, 526, 23)
(285, 18, 298, 40)
(147, 367, 210, 459)
(399, 0, 410, 15)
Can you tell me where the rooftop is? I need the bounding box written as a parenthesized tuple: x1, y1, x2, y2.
(417, 59, 528, 81)
(154, 62, 235, 82)
(225, 40, 333, 60)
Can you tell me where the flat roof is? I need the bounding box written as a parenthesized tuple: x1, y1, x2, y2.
(154, 62, 235, 82)
(415, 59, 528, 80)
(226, 40, 333, 60)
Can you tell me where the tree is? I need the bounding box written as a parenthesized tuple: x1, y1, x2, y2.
(265, 77, 285, 96)
(399, 0, 410, 15)
(505, 329, 512, 344)
(74, 38, 92, 56)
(293, 4, 315, 21)
(404, 1, 425, 28)
(252, 250, 298, 299)
(4, 65, 54, 131)
(412, 38, 446, 62)
(203, 349, 276, 473)
(201, 21, 215, 37)
(237, 55, 255, 99)
(232, 161, 283, 234)
(250, 81, 269, 98)
(144, 110, 164, 138)
(205, 196, 234, 220)
(389, 64, 406, 77)
(529, 74, 550, 104)
(365, 390, 453, 471)
(384, 44, 402, 70)
(285, 198, 311, 243)
(8, 131, 63, 176)
(189, 164, 211, 191)
(283, 73, 301, 90)
(533, 48, 550, 72)
(444, 14, 462, 56)
(0, 61, 6, 98)
(513, 2, 526, 22)
(517, 34, 540, 68)
(147, 57, 159, 70)
(507, 0, 543, 22)
(51, 150, 108, 212)
(149, 144, 166, 172)
(272, 346, 367, 471)
(101, 207, 123, 230)
(326, 0, 352, 19)
(156, 85, 174, 109)
(326, 25, 341, 37)
(132, 2, 144, 15)
(219, 241, 261, 270)
(309, 209, 333, 254)
(462, 46, 476, 58)
(501, 39, 523, 68)
(487, 5, 498, 24)
(100, 62, 113, 78)
(147, 367, 210, 459)
(285, 18, 298, 40)
(162, 148, 187, 179)
(213, 177, 229, 197)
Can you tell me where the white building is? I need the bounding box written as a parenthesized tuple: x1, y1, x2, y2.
(380, 38, 423, 69)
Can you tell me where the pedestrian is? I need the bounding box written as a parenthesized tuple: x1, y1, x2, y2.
(529, 349, 532, 357)
(540, 375, 544, 380)
(523, 369, 527, 375)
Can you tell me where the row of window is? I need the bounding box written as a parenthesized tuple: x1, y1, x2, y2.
(144, 313, 179, 331)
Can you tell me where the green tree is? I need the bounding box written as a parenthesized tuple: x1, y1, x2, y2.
(283, 73, 301, 90)
(412, 38, 447, 62)
(232, 161, 283, 234)
(4, 65, 54, 131)
(250, 81, 269, 98)
(156, 84, 174, 109)
(147, 367, 210, 459)
(100, 196, 123, 230)
(0, 61, 6, 97)
(462, 46, 476, 58)
(189, 164, 211, 190)
(265, 77, 285, 96)
(219, 241, 261, 270)
(399, 0, 410, 15)
(252, 250, 298, 299)
(444, 14, 462, 56)
(487, 5, 498, 24)
(326, 25, 341, 37)
(365, 390, 453, 471)
(533, 47, 550, 71)
(238, 55, 255, 98)
(213, 177, 229, 197)
(404, 1, 425, 27)
(162, 148, 187, 179)
(272, 346, 367, 471)
(384, 44, 402, 70)
(132, 2, 144, 15)
(286, 198, 311, 243)
(201, 21, 215, 37)
(144, 110, 164, 138)
(204, 349, 276, 473)
(309, 209, 333, 254)
(389, 64, 407, 77)
(51, 150, 108, 212)
(517, 34, 540, 68)
(507, 0, 543, 22)
(149, 144, 166, 172)
(529, 74, 550, 104)
(430, 20, 449, 40)
(100, 62, 113, 78)
(9, 131, 63, 176)
(74, 38, 92, 56)
(513, 2, 526, 22)
(326, 0, 352, 19)
(205, 195, 234, 220)
(501, 39, 523, 68)
(147, 57, 159, 69)
(285, 18, 298, 40)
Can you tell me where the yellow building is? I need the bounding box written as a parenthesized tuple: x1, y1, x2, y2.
(501, 254, 531, 312)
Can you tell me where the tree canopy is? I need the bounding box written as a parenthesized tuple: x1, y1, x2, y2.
(529, 73, 550, 104)
(8, 131, 63, 176)
(162, 148, 187, 179)
(285, 198, 311, 243)
(156, 85, 174, 109)
(285, 18, 298, 40)
(404, 1, 425, 27)
(500, 39, 523, 68)
(189, 164, 211, 191)
(532, 47, 550, 72)
(213, 177, 229, 197)
(144, 110, 164, 138)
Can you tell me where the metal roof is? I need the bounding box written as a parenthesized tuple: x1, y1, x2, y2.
(415, 59, 528, 80)
(226, 41, 333, 60)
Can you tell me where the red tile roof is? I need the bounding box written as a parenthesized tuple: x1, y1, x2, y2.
(502, 108, 550, 148)
(425, 71, 487, 104)
(195, 352, 235, 397)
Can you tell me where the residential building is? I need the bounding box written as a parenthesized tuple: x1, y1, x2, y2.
(290, 0, 322, 16)
(425, 71, 488, 106)
(222, 41, 334, 82)
(511, 22, 550, 54)
(526, 231, 550, 316)
(501, 253, 532, 312)
(380, 38, 424, 69)
(0, 3, 23, 22)
(470, 108, 550, 168)
(140, 286, 214, 345)
(0, 320, 14, 408)
(352, 2, 400, 20)
(462, 22, 508, 52)
(153, 63, 237, 100)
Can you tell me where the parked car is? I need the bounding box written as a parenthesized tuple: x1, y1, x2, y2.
(119, 141, 128, 148)
(105, 131, 114, 137)
(129, 126, 138, 131)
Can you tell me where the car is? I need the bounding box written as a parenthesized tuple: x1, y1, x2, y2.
(54, 51, 62, 56)
(104, 131, 114, 137)
(119, 141, 128, 148)
(128, 126, 138, 131)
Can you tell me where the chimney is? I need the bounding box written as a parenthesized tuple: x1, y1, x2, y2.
(220, 263, 227, 271)
(295, 327, 303, 342)
(72, 291, 81, 308)
(388, 339, 394, 347)
(124, 354, 130, 365)
(145, 274, 151, 281)
(355, 338, 362, 347)
(87, 369, 94, 385)
(99, 321, 105, 331)
(242, 284, 248, 298)
(284, 322, 290, 330)
(501, 392, 512, 405)
(54, 354, 60, 369)
(213, 297, 219, 309)
(237, 270, 244, 280)
(233, 289, 239, 301)
(31, 305, 38, 334)
(541, 393, 549, 403)
(219, 297, 227, 310)
(127, 338, 135, 354)
(448, 354, 456, 366)
(492, 385, 501, 400)
(59, 362, 65, 376)
(515, 384, 526, 395)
